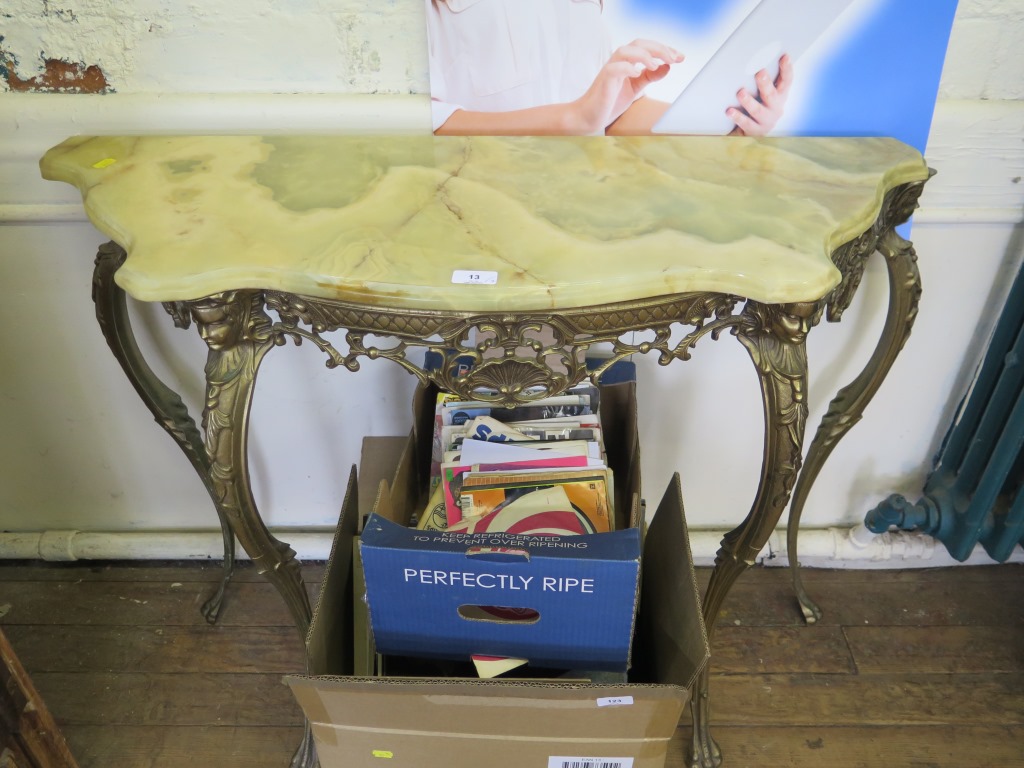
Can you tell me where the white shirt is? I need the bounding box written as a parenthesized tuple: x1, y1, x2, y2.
(426, 0, 612, 131)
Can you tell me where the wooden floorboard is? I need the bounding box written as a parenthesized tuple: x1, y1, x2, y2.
(60, 726, 304, 768)
(0, 560, 327, 584)
(666, 725, 1024, 767)
(0, 580, 307, 627)
(3, 561, 1022, 767)
(707, 571, 1024, 627)
(32, 673, 305, 727)
(845, 625, 1024, 674)
(5, 625, 305, 674)
(708, 625, 857, 674)
(706, 672, 1024, 725)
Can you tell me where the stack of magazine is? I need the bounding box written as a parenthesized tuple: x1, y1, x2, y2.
(417, 380, 613, 538)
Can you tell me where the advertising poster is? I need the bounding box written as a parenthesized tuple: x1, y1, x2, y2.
(426, 0, 959, 153)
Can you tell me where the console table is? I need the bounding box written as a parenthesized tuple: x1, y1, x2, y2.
(41, 134, 931, 768)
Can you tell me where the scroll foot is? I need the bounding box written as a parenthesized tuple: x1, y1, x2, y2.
(794, 573, 823, 625)
(201, 515, 237, 625)
(690, 675, 722, 768)
(201, 567, 234, 625)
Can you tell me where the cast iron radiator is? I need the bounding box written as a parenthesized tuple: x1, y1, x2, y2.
(865, 259, 1024, 561)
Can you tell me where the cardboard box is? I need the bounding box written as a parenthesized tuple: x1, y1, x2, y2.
(286, 383, 710, 767)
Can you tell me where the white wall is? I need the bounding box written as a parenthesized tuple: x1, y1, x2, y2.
(0, 0, 428, 95)
(0, 1, 1022, 557)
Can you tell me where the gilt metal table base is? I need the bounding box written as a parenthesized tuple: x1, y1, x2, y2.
(88, 176, 927, 768)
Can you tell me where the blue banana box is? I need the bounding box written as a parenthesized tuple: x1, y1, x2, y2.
(360, 513, 642, 670)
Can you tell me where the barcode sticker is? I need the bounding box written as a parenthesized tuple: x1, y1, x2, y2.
(596, 696, 634, 707)
(547, 758, 634, 768)
(452, 270, 498, 285)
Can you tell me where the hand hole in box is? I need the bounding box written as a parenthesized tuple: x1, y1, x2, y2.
(458, 605, 541, 624)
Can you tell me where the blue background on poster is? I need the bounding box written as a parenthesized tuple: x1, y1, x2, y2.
(621, 0, 959, 152)
(637, 0, 725, 25)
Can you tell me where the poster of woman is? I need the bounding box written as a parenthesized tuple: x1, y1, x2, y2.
(426, 0, 958, 153)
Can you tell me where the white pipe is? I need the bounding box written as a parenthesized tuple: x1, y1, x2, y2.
(0, 530, 335, 562)
(2, 527, 1019, 567)
(760, 523, 1024, 569)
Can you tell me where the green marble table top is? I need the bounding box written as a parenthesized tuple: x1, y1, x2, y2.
(41, 135, 928, 311)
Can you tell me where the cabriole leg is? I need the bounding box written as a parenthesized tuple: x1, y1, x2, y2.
(92, 242, 236, 624)
(189, 290, 316, 768)
(190, 290, 312, 634)
(690, 301, 813, 768)
(786, 228, 922, 623)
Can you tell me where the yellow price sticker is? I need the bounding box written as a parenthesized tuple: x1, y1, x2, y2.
(371, 750, 394, 759)
(92, 158, 118, 169)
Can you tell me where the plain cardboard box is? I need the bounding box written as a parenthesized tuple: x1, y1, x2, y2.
(286, 383, 709, 767)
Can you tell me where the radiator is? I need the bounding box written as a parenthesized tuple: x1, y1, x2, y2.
(866, 259, 1024, 562)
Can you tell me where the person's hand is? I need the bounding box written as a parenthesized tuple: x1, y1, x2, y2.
(727, 54, 793, 136)
(572, 40, 683, 134)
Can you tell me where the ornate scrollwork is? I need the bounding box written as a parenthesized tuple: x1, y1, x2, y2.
(825, 176, 931, 323)
(190, 291, 274, 354)
(192, 291, 275, 499)
(161, 301, 192, 330)
(732, 301, 813, 532)
(462, 358, 570, 401)
(264, 290, 744, 406)
(875, 173, 933, 235)
(878, 228, 923, 349)
(92, 242, 125, 307)
(826, 227, 880, 323)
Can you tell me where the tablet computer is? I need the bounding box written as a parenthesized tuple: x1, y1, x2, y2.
(651, 0, 860, 135)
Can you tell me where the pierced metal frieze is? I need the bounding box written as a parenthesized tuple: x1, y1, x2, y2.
(264, 290, 744, 406)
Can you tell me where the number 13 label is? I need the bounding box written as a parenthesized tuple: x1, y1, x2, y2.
(452, 270, 498, 285)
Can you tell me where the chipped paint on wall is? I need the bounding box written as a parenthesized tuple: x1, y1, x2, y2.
(0, 49, 110, 93)
(1, 0, 157, 94)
